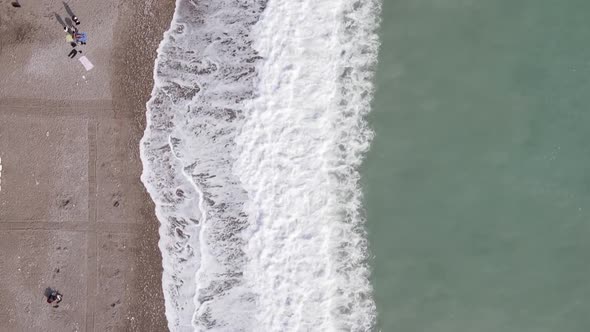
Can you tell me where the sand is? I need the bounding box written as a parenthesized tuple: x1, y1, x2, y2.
(0, 0, 174, 331)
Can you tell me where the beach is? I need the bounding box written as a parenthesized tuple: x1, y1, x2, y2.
(6, 0, 590, 330)
(0, 0, 173, 331)
(1, 0, 383, 330)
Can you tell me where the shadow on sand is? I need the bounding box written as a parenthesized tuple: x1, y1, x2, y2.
(63, 2, 76, 18)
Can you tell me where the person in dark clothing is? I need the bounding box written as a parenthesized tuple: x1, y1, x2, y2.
(68, 49, 81, 59)
(46, 292, 62, 303)
(44, 288, 62, 307)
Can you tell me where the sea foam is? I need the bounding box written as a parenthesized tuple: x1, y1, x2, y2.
(141, 0, 381, 330)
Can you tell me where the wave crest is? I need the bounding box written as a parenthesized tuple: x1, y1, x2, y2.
(141, 0, 381, 330)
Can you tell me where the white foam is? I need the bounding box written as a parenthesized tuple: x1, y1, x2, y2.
(234, 0, 381, 330)
(141, 0, 381, 330)
(141, 0, 265, 330)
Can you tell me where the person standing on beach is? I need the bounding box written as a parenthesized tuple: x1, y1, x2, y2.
(44, 288, 62, 307)
(72, 15, 80, 25)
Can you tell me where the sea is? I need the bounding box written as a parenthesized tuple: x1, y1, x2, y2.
(365, 0, 590, 331)
(141, 0, 590, 331)
(140, 0, 380, 331)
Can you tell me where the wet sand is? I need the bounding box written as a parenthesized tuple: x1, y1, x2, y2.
(0, 0, 174, 331)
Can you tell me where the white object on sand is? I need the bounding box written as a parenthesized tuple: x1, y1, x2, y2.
(79, 56, 94, 71)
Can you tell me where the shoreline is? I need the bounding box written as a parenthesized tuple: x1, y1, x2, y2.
(111, 0, 175, 328)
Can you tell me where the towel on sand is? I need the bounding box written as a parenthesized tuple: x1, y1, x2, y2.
(79, 56, 94, 71)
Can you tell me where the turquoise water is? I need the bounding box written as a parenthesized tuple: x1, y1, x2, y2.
(364, 1, 590, 331)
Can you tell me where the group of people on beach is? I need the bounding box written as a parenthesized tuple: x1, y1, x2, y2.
(12, 1, 87, 59)
(64, 15, 86, 59)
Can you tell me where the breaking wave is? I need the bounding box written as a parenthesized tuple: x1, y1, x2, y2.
(140, 0, 381, 330)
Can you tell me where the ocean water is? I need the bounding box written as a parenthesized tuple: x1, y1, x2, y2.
(365, 0, 590, 331)
(140, 0, 381, 330)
